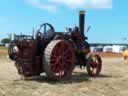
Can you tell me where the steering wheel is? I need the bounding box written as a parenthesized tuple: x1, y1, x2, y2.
(36, 23, 55, 39)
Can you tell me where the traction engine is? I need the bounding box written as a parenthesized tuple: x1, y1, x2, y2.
(8, 11, 102, 81)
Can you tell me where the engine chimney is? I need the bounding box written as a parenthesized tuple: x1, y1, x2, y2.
(79, 11, 85, 39)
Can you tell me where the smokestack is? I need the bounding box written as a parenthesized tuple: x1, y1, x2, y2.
(79, 10, 85, 39)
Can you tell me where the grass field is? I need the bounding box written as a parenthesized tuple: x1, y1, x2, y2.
(0, 47, 8, 57)
(0, 48, 128, 96)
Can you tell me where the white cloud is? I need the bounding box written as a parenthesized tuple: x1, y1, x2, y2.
(52, 0, 112, 9)
(26, 0, 112, 12)
(26, 0, 57, 12)
(51, 0, 86, 8)
(89, 0, 112, 8)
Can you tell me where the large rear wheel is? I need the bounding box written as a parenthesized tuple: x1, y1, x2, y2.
(43, 40, 75, 81)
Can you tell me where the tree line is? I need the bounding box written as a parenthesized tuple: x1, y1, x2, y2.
(0, 38, 11, 46)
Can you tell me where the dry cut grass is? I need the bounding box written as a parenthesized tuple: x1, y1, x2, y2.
(0, 57, 128, 96)
(0, 47, 8, 57)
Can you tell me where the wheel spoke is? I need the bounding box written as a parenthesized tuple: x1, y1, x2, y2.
(55, 64, 61, 72)
(58, 71, 63, 77)
(59, 42, 65, 55)
(65, 59, 73, 63)
(65, 51, 72, 57)
(51, 62, 58, 66)
(91, 68, 96, 75)
(53, 46, 60, 55)
(51, 54, 58, 59)
(64, 48, 71, 54)
(58, 63, 64, 71)
(64, 54, 73, 60)
(44, 24, 46, 33)
(51, 65, 57, 72)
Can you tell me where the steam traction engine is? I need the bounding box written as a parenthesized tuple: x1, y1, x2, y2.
(8, 11, 102, 81)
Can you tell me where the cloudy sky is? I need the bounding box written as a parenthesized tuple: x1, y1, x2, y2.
(0, 0, 128, 43)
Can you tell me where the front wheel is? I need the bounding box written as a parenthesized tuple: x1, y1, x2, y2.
(8, 42, 18, 60)
(86, 54, 102, 76)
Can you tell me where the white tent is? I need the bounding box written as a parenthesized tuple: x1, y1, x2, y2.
(90, 46, 104, 52)
(112, 45, 127, 53)
(103, 46, 113, 53)
(90, 46, 95, 52)
(94, 46, 104, 52)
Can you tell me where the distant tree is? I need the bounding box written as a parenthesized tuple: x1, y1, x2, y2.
(1, 38, 11, 45)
